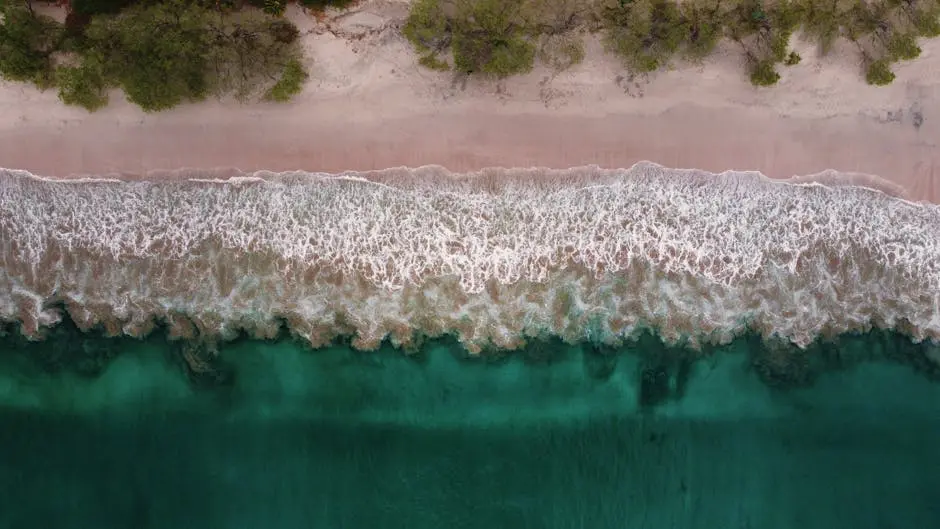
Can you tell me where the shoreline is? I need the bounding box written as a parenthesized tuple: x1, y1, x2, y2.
(1, 103, 936, 200)
(1, 2, 938, 200)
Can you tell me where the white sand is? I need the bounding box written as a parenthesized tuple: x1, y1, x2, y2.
(1, 0, 938, 200)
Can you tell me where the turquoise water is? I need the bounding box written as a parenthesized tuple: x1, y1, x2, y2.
(5, 159, 940, 528)
(1, 322, 938, 529)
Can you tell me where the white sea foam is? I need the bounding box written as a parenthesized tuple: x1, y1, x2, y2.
(1, 162, 939, 353)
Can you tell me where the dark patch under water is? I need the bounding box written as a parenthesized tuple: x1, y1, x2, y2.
(0, 321, 939, 529)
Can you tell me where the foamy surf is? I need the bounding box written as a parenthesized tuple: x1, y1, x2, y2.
(1, 162, 938, 357)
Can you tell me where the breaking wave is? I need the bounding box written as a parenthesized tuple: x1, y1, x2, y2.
(1, 162, 939, 360)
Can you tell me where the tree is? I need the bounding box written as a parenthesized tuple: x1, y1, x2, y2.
(843, 0, 927, 85)
(889, 0, 940, 37)
(61, 0, 307, 111)
(263, 0, 286, 17)
(56, 60, 109, 111)
(750, 58, 781, 84)
(79, 0, 213, 111)
(265, 58, 308, 101)
(725, 0, 801, 85)
(205, 14, 308, 101)
(604, 0, 690, 72)
(680, 0, 725, 60)
(539, 33, 585, 71)
(799, 0, 845, 55)
(866, 58, 896, 84)
(404, 0, 539, 77)
(451, 0, 537, 76)
(403, 0, 452, 69)
(0, 1, 63, 87)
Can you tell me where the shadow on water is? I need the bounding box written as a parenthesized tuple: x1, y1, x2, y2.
(0, 317, 939, 529)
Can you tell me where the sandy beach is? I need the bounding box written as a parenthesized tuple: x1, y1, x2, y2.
(1, 0, 938, 200)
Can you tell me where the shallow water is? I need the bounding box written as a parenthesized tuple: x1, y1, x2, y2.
(4, 163, 940, 351)
(2, 163, 940, 527)
(0, 328, 938, 529)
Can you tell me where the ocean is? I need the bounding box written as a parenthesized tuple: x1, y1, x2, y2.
(1, 163, 939, 528)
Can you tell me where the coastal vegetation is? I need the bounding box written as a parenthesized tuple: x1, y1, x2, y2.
(2, 0, 940, 113)
(403, 0, 588, 76)
(405, 0, 940, 86)
(0, 0, 313, 111)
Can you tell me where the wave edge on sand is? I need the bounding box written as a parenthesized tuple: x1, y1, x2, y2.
(1, 163, 938, 358)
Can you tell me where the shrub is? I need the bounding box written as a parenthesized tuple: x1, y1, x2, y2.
(784, 50, 801, 65)
(893, 0, 940, 37)
(749, 58, 781, 85)
(56, 61, 109, 111)
(886, 32, 922, 60)
(57, 0, 307, 111)
(418, 53, 450, 71)
(265, 58, 309, 101)
(799, 0, 842, 54)
(207, 13, 307, 101)
(604, 0, 690, 72)
(405, 0, 539, 77)
(865, 59, 896, 85)
(726, 0, 800, 84)
(402, 0, 450, 53)
(263, 0, 286, 16)
(453, 30, 536, 76)
(450, 0, 537, 76)
(680, 0, 725, 60)
(539, 33, 585, 71)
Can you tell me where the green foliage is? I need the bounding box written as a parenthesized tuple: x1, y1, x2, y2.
(842, 0, 930, 85)
(892, 0, 940, 37)
(865, 58, 896, 85)
(749, 58, 781, 84)
(418, 53, 451, 71)
(205, 13, 308, 101)
(405, 0, 545, 77)
(386, 0, 936, 85)
(680, 0, 725, 60)
(539, 34, 585, 71)
(886, 32, 922, 60)
(450, 0, 537, 76)
(79, 0, 211, 111)
(56, 0, 306, 111)
(0, 2, 63, 87)
(265, 58, 309, 101)
(402, 0, 450, 53)
(725, 0, 801, 85)
(603, 0, 690, 72)
(264, 0, 286, 17)
(453, 30, 536, 76)
(799, 0, 841, 54)
(55, 61, 109, 111)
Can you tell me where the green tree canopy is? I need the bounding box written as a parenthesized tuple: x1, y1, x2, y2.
(57, 0, 307, 111)
(77, 0, 212, 111)
(0, 1, 63, 87)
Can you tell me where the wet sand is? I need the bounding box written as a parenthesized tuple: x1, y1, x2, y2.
(0, 2, 938, 200)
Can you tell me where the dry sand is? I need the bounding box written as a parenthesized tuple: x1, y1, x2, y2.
(1, 0, 939, 200)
